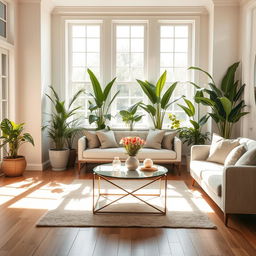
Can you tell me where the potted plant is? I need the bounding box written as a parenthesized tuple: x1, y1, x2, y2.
(189, 62, 248, 138)
(44, 86, 85, 171)
(119, 102, 144, 131)
(87, 69, 119, 130)
(0, 119, 34, 176)
(136, 71, 181, 129)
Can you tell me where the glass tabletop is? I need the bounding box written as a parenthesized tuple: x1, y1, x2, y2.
(93, 163, 168, 179)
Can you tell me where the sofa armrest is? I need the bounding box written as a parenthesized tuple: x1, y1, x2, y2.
(223, 165, 256, 214)
(174, 137, 182, 162)
(78, 136, 87, 161)
(191, 145, 210, 161)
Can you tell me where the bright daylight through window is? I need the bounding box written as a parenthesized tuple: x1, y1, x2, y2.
(68, 20, 193, 128)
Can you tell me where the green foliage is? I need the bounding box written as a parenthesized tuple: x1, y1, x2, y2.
(168, 114, 181, 129)
(119, 103, 144, 131)
(189, 62, 248, 139)
(0, 119, 34, 158)
(44, 86, 85, 150)
(136, 71, 181, 129)
(87, 69, 119, 130)
(171, 98, 210, 146)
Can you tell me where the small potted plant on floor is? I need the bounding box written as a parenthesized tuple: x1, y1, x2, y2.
(0, 119, 34, 176)
(44, 86, 85, 171)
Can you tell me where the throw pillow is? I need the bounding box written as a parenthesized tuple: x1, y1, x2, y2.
(144, 130, 166, 149)
(211, 133, 224, 144)
(235, 147, 256, 166)
(224, 144, 246, 166)
(207, 138, 240, 165)
(84, 130, 100, 149)
(162, 131, 177, 150)
(96, 130, 118, 149)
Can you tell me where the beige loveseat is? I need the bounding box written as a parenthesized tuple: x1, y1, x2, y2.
(78, 130, 182, 174)
(190, 137, 256, 225)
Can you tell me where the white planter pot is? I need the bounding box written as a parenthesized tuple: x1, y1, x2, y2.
(49, 149, 69, 171)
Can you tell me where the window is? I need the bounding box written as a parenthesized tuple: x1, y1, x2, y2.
(0, 48, 8, 160)
(68, 22, 101, 124)
(111, 23, 146, 127)
(160, 23, 193, 125)
(66, 19, 194, 128)
(0, 1, 6, 39)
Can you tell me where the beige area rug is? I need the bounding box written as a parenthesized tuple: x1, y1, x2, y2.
(37, 179, 216, 229)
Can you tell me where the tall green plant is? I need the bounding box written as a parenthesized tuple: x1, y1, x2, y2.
(189, 62, 248, 139)
(136, 71, 180, 129)
(87, 69, 119, 130)
(44, 86, 85, 150)
(0, 119, 34, 158)
(119, 102, 144, 131)
(176, 98, 210, 145)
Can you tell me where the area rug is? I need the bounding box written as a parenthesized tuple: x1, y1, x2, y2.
(37, 179, 216, 229)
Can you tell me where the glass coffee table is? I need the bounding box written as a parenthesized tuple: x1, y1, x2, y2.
(92, 163, 168, 215)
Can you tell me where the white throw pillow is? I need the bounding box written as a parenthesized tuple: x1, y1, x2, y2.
(84, 130, 100, 149)
(207, 138, 240, 165)
(144, 130, 166, 149)
(162, 131, 177, 150)
(224, 144, 246, 166)
(96, 130, 118, 148)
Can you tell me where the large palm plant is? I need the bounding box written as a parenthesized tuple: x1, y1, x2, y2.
(189, 62, 248, 138)
(87, 69, 119, 130)
(44, 86, 85, 149)
(136, 71, 180, 129)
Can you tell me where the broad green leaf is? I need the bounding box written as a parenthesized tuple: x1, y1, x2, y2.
(103, 77, 117, 101)
(183, 98, 195, 116)
(177, 104, 193, 117)
(87, 69, 104, 103)
(188, 66, 215, 84)
(161, 82, 178, 109)
(209, 83, 222, 97)
(137, 79, 157, 104)
(234, 84, 246, 102)
(190, 120, 200, 130)
(221, 62, 239, 94)
(199, 115, 209, 126)
(219, 97, 232, 117)
(194, 97, 215, 107)
(88, 115, 99, 124)
(156, 71, 167, 97)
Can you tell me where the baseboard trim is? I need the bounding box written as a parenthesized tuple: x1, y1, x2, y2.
(26, 160, 50, 171)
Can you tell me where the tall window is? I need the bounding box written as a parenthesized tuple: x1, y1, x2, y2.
(111, 23, 146, 126)
(160, 24, 192, 124)
(0, 1, 6, 39)
(68, 23, 101, 123)
(0, 48, 8, 160)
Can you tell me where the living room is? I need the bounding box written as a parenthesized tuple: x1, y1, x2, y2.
(0, 0, 255, 255)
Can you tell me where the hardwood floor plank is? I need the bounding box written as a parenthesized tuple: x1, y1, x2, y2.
(117, 228, 132, 256)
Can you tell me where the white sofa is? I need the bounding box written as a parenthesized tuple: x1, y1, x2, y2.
(78, 130, 182, 174)
(190, 137, 256, 225)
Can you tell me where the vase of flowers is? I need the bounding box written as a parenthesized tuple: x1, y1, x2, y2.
(120, 137, 145, 171)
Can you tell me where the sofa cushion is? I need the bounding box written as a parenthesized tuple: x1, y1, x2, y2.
(235, 147, 256, 166)
(207, 138, 240, 164)
(201, 170, 223, 197)
(162, 131, 177, 150)
(84, 130, 100, 149)
(238, 137, 256, 151)
(224, 144, 246, 166)
(144, 130, 166, 149)
(96, 130, 118, 148)
(114, 131, 148, 146)
(190, 160, 224, 180)
(82, 148, 176, 160)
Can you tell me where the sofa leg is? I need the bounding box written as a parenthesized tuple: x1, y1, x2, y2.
(224, 213, 229, 226)
(78, 162, 81, 175)
(177, 163, 181, 176)
(192, 178, 195, 187)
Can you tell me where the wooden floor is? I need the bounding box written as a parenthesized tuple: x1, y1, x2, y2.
(0, 165, 255, 256)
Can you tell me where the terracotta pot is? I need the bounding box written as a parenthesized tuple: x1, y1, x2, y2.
(1, 156, 27, 177)
(67, 149, 77, 168)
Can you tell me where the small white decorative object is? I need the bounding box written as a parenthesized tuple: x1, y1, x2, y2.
(112, 157, 121, 170)
(143, 158, 153, 168)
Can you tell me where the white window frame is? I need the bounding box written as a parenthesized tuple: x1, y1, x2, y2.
(0, 0, 7, 40)
(64, 16, 198, 129)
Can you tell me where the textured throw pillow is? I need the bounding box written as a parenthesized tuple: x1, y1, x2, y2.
(162, 131, 177, 150)
(224, 144, 246, 166)
(207, 138, 240, 165)
(84, 130, 100, 149)
(96, 130, 118, 149)
(235, 147, 256, 166)
(144, 130, 166, 149)
(211, 133, 224, 144)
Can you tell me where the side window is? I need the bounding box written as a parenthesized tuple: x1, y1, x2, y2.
(0, 1, 7, 39)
